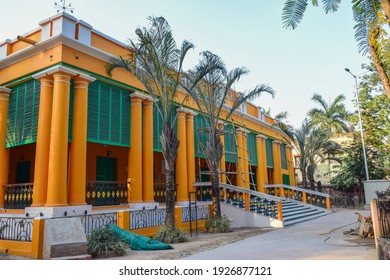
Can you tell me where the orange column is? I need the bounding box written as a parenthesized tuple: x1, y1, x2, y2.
(0, 86, 11, 208)
(256, 135, 267, 193)
(272, 141, 283, 184)
(286, 145, 296, 186)
(68, 76, 95, 205)
(129, 94, 143, 203)
(46, 72, 72, 207)
(186, 112, 197, 193)
(220, 131, 226, 183)
(176, 109, 188, 202)
(142, 99, 154, 203)
(32, 77, 54, 206)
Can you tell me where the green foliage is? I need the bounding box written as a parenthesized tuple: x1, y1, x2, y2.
(205, 216, 232, 233)
(87, 226, 127, 258)
(156, 226, 189, 244)
(331, 139, 386, 189)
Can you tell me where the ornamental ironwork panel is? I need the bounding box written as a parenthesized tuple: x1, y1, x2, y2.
(86, 181, 128, 206)
(249, 197, 277, 218)
(130, 208, 166, 229)
(3, 183, 33, 209)
(0, 217, 33, 241)
(153, 183, 177, 203)
(80, 212, 118, 235)
(181, 206, 209, 223)
(225, 190, 245, 209)
(307, 194, 327, 208)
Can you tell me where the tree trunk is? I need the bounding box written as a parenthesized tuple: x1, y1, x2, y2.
(301, 170, 307, 188)
(381, 0, 390, 24)
(165, 164, 176, 230)
(369, 39, 390, 99)
(160, 122, 179, 231)
(211, 170, 221, 219)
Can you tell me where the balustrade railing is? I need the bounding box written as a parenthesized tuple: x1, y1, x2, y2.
(3, 183, 34, 209)
(153, 183, 177, 203)
(194, 182, 283, 220)
(0, 217, 33, 241)
(265, 184, 331, 209)
(86, 181, 128, 206)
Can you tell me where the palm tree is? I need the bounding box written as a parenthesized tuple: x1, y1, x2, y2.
(183, 51, 275, 218)
(106, 16, 195, 231)
(282, 0, 390, 99)
(308, 93, 349, 133)
(283, 119, 341, 189)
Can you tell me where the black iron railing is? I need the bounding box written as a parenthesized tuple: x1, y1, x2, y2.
(0, 217, 33, 241)
(181, 206, 209, 223)
(3, 183, 34, 209)
(153, 183, 177, 203)
(130, 208, 166, 230)
(80, 212, 118, 235)
(86, 181, 128, 206)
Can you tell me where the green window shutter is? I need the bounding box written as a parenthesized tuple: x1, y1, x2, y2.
(266, 138, 274, 168)
(281, 143, 287, 170)
(87, 81, 131, 147)
(247, 133, 258, 166)
(153, 103, 163, 152)
(224, 125, 237, 163)
(6, 80, 40, 148)
(194, 114, 209, 158)
(283, 174, 290, 185)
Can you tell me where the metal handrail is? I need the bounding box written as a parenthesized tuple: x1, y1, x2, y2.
(264, 184, 330, 198)
(219, 183, 284, 202)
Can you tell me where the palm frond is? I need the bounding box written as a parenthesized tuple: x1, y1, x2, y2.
(321, 0, 341, 13)
(282, 0, 309, 29)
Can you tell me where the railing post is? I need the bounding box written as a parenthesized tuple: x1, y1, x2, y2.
(279, 186, 285, 198)
(117, 210, 130, 230)
(31, 217, 45, 259)
(326, 197, 331, 210)
(245, 193, 250, 211)
(302, 192, 307, 203)
(277, 202, 283, 221)
(370, 199, 382, 259)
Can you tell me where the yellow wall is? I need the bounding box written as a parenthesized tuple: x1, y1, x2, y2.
(246, 103, 258, 119)
(91, 33, 129, 57)
(11, 30, 42, 54)
(8, 143, 36, 184)
(86, 142, 128, 181)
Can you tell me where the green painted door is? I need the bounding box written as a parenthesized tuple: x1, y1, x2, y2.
(96, 156, 117, 181)
(16, 161, 31, 183)
(283, 174, 290, 185)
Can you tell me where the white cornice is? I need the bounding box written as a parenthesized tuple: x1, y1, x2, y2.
(32, 65, 96, 82)
(0, 86, 12, 93)
(130, 92, 154, 101)
(177, 107, 198, 116)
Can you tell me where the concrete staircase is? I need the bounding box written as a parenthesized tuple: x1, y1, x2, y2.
(282, 199, 331, 226)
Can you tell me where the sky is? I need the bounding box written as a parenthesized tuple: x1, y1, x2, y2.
(0, 0, 369, 127)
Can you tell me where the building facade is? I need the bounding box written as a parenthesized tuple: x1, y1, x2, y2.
(0, 12, 295, 213)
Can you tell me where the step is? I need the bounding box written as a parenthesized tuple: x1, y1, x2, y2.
(283, 211, 331, 226)
(282, 204, 305, 210)
(282, 208, 319, 217)
(283, 209, 326, 222)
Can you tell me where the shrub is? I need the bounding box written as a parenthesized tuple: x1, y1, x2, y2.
(87, 226, 128, 258)
(205, 216, 232, 233)
(156, 226, 189, 244)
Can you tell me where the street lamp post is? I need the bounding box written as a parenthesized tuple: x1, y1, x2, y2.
(345, 68, 370, 181)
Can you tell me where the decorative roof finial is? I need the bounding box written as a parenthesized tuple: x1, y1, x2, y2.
(54, 0, 74, 13)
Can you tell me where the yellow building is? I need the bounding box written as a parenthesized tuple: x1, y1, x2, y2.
(0, 12, 297, 258)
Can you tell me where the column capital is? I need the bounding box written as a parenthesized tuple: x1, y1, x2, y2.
(32, 65, 94, 81)
(256, 134, 267, 140)
(130, 91, 155, 102)
(176, 107, 198, 116)
(0, 86, 12, 101)
(273, 140, 283, 145)
(236, 127, 249, 135)
(143, 98, 154, 109)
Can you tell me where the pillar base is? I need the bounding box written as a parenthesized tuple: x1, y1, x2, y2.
(25, 205, 93, 218)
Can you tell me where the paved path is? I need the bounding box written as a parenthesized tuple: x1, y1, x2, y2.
(184, 209, 377, 260)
